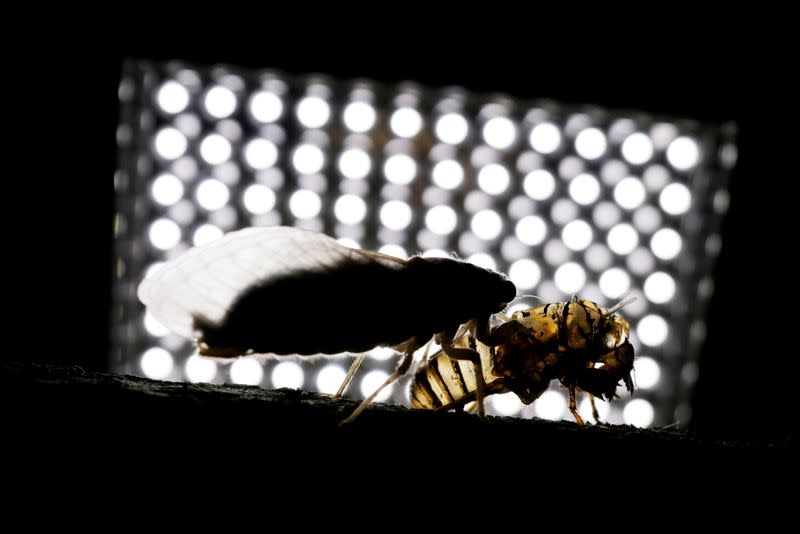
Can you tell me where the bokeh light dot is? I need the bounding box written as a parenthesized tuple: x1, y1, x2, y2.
(271, 361, 305, 389)
(316, 364, 346, 395)
(360, 370, 394, 403)
(515, 215, 548, 246)
(483, 116, 517, 150)
(623, 399, 655, 428)
(561, 220, 593, 251)
(574, 127, 607, 160)
(154, 127, 188, 160)
(140, 347, 173, 380)
(644, 272, 676, 303)
(204, 85, 237, 119)
(343, 101, 377, 133)
(244, 138, 279, 170)
(477, 163, 511, 195)
(666, 136, 700, 170)
(529, 122, 562, 154)
(534, 390, 567, 420)
(607, 223, 639, 255)
(471, 210, 503, 240)
(614, 177, 647, 210)
(289, 190, 322, 219)
(151, 173, 184, 206)
(509, 259, 541, 289)
(185, 355, 218, 383)
(296, 96, 331, 128)
(249, 90, 283, 123)
(621, 132, 654, 165)
(196, 179, 230, 211)
(431, 159, 464, 190)
(390, 107, 423, 138)
(599, 267, 631, 299)
(243, 184, 277, 215)
(634, 357, 661, 390)
(435, 113, 469, 144)
(193, 223, 223, 246)
(569, 173, 601, 205)
(554, 262, 586, 294)
(637, 314, 669, 346)
(230, 359, 263, 385)
(523, 169, 556, 200)
(660, 183, 692, 215)
(156, 80, 190, 114)
(334, 194, 368, 224)
(149, 218, 181, 250)
(338, 149, 372, 180)
(383, 154, 417, 185)
(425, 205, 458, 235)
(380, 200, 413, 230)
(651, 228, 683, 260)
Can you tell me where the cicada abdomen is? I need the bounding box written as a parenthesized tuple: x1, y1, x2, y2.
(409, 333, 506, 411)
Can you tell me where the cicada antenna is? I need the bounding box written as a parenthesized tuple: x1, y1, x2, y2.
(604, 294, 637, 317)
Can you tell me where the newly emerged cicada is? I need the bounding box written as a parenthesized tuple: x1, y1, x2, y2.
(409, 297, 636, 425)
(138, 226, 516, 423)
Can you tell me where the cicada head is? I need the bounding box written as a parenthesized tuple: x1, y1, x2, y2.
(577, 341, 636, 399)
(561, 297, 635, 353)
(597, 295, 636, 348)
(407, 256, 517, 317)
(599, 314, 632, 351)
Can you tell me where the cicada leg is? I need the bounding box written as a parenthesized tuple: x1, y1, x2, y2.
(415, 338, 433, 370)
(440, 339, 487, 418)
(334, 353, 367, 399)
(339, 348, 415, 426)
(588, 393, 601, 424)
(438, 315, 523, 418)
(568, 385, 585, 426)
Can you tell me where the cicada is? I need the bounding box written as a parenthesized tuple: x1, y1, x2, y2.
(409, 297, 636, 425)
(138, 226, 516, 422)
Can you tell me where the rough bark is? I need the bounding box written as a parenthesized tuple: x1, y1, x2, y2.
(4, 360, 781, 457)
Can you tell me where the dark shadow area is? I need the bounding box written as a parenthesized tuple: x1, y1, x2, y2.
(3, 361, 789, 460)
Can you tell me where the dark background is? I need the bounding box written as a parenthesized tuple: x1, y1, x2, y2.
(15, 29, 792, 443)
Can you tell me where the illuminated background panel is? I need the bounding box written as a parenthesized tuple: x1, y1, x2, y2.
(113, 60, 736, 428)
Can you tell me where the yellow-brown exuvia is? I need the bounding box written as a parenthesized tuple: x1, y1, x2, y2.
(409, 297, 635, 425)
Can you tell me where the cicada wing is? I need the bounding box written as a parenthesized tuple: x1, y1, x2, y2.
(137, 226, 404, 340)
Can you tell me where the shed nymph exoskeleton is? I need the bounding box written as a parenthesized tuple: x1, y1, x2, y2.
(409, 296, 636, 425)
(137, 226, 517, 423)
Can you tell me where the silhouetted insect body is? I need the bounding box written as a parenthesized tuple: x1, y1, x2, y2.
(138, 226, 517, 422)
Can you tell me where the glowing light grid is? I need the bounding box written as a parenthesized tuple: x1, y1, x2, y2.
(114, 60, 736, 429)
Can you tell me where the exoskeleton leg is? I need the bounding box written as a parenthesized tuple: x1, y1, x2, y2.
(340, 349, 415, 426)
(441, 341, 486, 417)
(568, 385, 585, 426)
(334, 353, 367, 399)
(588, 394, 601, 424)
(416, 338, 433, 368)
(438, 315, 521, 418)
(439, 325, 488, 418)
